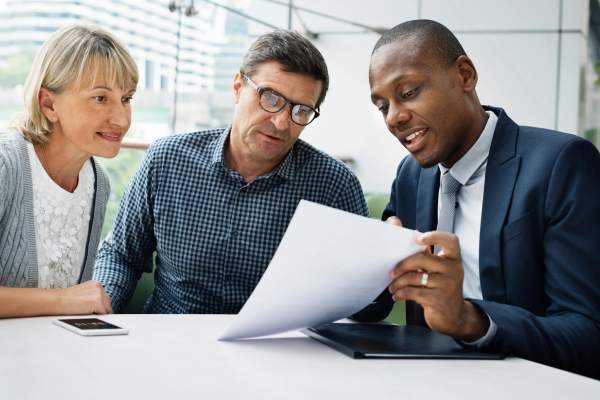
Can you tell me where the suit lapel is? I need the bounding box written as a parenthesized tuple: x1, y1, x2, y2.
(479, 107, 521, 303)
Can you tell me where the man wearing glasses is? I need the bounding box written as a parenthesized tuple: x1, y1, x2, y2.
(94, 30, 368, 313)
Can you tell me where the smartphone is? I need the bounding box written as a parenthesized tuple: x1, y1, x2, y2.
(52, 318, 129, 336)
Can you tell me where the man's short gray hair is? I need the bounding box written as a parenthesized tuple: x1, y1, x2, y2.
(240, 30, 329, 108)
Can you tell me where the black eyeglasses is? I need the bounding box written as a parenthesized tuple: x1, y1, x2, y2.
(242, 74, 320, 126)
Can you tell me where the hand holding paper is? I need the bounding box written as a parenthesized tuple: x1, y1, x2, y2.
(220, 200, 424, 340)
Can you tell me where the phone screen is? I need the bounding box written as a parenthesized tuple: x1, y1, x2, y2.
(57, 318, 122, 330)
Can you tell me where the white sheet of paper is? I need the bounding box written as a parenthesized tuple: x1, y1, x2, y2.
(220, 200, 424, 340)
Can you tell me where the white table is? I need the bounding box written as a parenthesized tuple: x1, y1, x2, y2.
(1, 314, 598, 399)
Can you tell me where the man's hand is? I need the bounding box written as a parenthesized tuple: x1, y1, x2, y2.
(54, 280, 113, 315)
(388, 231, 488, 341)
(385, 216, 402, 227)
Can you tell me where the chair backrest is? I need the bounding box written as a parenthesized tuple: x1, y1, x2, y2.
(122, 270, 155, 313)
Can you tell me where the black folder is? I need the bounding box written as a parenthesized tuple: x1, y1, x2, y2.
(303, 323, 504, 359)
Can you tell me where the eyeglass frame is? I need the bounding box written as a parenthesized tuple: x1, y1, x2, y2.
(241, 73, 320, 126)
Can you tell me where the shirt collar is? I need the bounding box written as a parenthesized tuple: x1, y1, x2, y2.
(210, 126, 231, 165)
(210, 126, 296, 181)
(439, 110, 498, 185)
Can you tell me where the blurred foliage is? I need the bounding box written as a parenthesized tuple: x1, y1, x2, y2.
(0, 47, 36, 87)
(365, 193, 389, 220)
(384, 301, 406, 326)
(98, 148, 146, 239)
(584, 128, 598, 146)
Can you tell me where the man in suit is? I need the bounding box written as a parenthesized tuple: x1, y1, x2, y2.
(365, 19, 600, 378)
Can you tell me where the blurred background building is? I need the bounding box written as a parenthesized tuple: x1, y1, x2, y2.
(0, 0, 249, 139)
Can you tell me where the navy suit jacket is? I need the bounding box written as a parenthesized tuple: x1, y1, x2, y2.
(365, 107, 600, 378)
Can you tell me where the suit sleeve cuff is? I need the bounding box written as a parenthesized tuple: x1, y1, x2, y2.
(460, 312, 497, 348)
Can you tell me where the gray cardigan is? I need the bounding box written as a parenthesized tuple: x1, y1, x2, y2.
(0, 132, 110, 287)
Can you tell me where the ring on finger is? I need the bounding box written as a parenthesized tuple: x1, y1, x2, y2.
(420, 272, 429, 287)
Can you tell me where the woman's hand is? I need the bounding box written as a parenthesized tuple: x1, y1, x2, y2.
(54, 281, 113, 315)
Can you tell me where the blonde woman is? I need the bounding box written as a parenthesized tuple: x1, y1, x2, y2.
(0, 25, 138, 317)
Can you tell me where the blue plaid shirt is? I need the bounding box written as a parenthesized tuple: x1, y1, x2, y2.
(94, 128, 368, 313)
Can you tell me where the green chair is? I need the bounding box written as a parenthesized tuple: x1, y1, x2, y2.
(122, 264, 155, 313)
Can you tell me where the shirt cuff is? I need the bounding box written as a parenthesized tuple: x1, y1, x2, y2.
(460, 312, 498, 348)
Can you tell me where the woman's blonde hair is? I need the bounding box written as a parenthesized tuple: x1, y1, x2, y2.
(18, 24, 139, 144)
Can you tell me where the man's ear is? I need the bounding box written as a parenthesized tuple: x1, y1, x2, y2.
(455, 55, 478, 93)
(233, 72, 244, 104)
(38, 87, 58, 123)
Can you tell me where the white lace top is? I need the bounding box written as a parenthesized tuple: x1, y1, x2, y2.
(26, 142, 94, 289)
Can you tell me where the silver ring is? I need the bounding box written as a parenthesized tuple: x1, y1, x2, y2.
(420, 272, 429, 287)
